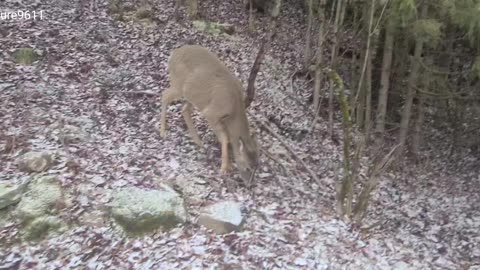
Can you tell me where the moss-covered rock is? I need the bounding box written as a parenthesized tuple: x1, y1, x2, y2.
(0, 209, 14, 227)
(193, 21, 235, 36)
(135, 5, 153, 20)
(13, 48, 39, 65)
(0, 183, 24, 210)
(15, 175, 63, 222)
(13, 175, 66, 241)
(17, 151, 53, 173)
(23, 216, 65, 241)
(109, 185, 187, 235)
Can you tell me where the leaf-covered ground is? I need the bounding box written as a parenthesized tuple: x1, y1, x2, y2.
(1, 0, 479, 269)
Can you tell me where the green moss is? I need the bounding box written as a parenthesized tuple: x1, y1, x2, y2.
(109, 186, 187, 236)
(15, 175, 63, 223)
(108, 0, 125, 21)
(193, 20, 235, 36)
(23, 216, 64, 241)
(108, 0, 122, 14)
(474, 55, 480, 79)
(412, 19, 443, 48)
(13, 48, 39, 65)
(112, 211, 182, 236)
(135, 6, 153, 20)
(0, 209, 13, 228)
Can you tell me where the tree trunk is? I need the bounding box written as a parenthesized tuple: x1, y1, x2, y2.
(398, 2, 428, 152)
(339, 0, 347, 26)
(313, 0, 327, 114)
(249, 0, 254, 32)
(365, 47, 372, 138)
(411, 93, 425, 156)
(304, 0, 314, 69)
(354, 0, 375, 130)
(328, 0, 343, 137)
(375, 22, 394, 136)
(350, 4, 359, 106)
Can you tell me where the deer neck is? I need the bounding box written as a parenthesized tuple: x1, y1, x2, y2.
(226, 109, 250, 148)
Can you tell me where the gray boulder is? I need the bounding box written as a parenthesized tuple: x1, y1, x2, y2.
(109, 185, 187, 234)
(15, 175, 63, 221)
(0, 183, 25, 210)
(198, 201, 244, 234)
(193, 21, 235, 36)
(17, 151, 53, 173)
(15, 175, 65, 240)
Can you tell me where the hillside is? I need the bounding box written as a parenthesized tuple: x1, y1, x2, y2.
(0, 0, 479, 269)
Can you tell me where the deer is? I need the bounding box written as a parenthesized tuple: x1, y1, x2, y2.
(159, 45, 259, 182)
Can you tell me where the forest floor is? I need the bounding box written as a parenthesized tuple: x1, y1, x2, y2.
(0, 0, 479, 269)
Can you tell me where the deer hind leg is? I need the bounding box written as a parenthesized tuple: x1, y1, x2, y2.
(181, 103, 203, 147)
(159, 87, 182, 138)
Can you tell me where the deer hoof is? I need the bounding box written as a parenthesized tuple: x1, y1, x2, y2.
(157, 125, 166, 138)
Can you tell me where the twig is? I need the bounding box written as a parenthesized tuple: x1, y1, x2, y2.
(108, 90, 159, 96)
(261, 148, 289, 175)
(250, 113, 322, 184)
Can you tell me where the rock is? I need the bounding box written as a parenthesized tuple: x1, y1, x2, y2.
(0, 183, 25, 210)
(198, 201, 244, 234)
(171, 175, 209, 204)
(0, 209, 13, 227)
(13, 48, 40, 65)
(15, 175, 63, 222)
(17, 151, 53, 173)
(23, 216, 64, 241)
(14, 175, 65, 240)
(50, 123, 89, 144)
(135, 5, 153, 20)
(109, 185, 187, 234)
(193, 21, 235, 36)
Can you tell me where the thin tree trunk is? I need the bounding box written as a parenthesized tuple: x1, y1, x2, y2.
(313, 0, 327, 114)
(339, 0, 347, 26)
(249, 0, 254, 32)
(304, 0, 314, 69)
(356, 54, 366, 127)
(328, 0, 343, 137)
(365, 47, 372, 138)
(350, 4, 359, 106)
(411, 92, 425, 156)
(375, 22, 394, 135)
(354, 0, 375, 129)
(398, 2, 428, 152)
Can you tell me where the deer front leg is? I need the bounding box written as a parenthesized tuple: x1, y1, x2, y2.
(205, 119, 231, 173)
(216, 129, 231, 174)
(203, 109, 231, 173)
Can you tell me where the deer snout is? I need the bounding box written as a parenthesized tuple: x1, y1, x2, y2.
(239, 167, 254, 183)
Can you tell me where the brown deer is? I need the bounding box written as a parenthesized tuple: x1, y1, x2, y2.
(159, 45, 259, 182)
